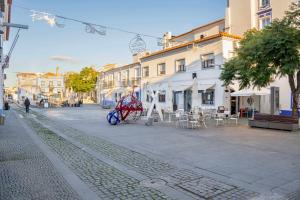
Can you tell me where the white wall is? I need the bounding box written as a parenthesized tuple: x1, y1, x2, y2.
(227, 0, 297, 35)
(140, 37, 237, 111)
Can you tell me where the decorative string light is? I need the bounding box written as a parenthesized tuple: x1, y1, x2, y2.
(30, 10, 65, 28)
(15, 4, 193, 52)
(129, 34, 146, 54)
(83, 23, 106, 36)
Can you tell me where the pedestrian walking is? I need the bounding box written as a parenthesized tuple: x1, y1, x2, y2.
(24, 97, 30, 113)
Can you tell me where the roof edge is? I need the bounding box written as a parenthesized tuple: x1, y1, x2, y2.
(141, 32, 242, 60)
(171, 18, 225, 40)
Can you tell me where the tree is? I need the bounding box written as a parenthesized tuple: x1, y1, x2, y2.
(65, 67, 98, 93)
(78, 67, 98, 93)
(220, 3, 300, 117)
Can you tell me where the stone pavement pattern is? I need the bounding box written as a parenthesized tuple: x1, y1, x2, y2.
(0, 110, 80, 200)
(3, 104, 299, 200)
(26, 116, 169, 200)
(17, 106, 260, 200)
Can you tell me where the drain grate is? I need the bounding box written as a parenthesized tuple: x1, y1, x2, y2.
(176, 177, 235, 199)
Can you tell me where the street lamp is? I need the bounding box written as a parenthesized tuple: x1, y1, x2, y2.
(1, 22, 29, 69)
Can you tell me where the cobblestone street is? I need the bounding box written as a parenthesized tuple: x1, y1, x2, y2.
(0, 109, 81, 200)
(1, 105, 300, 199)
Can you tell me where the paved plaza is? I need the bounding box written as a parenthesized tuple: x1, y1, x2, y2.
(1, 104, 300, 199)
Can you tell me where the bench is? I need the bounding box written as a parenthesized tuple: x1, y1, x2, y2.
(249, 114, 299, 131)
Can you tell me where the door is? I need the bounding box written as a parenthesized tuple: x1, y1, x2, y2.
(184, 90, 192, 112)
(173, 91, 182, 111)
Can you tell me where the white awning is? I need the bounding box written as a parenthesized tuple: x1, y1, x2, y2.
(198, 83, 215, 91)
(173, 84, 192, 92)
(231, 88, 270, 97)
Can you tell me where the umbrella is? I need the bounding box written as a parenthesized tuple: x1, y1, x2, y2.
(166, 81, 173, 112)
(231, 87, 270, 119)
(191, 77, 198, 112)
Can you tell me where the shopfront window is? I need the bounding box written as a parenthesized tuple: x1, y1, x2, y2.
(200, 89, 215, 105)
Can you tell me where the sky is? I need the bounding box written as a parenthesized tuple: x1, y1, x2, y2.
(4, 0, 227, 87)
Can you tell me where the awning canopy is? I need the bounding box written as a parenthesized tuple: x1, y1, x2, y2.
(173, 84, 192, 92)
(231, 88, 270, 97)
(198, 83, 215, 91)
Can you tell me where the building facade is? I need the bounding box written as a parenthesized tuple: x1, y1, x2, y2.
(17, 72, 39, 101)
(97, 0, 296, 116)
(17, 71, 64, 105)
(140, 30, 240, 113)
(97, 19, 240, 113)
(0, 0, 11, 117)
(97, 60, 142, 104)
(225, 0, 297, 35)
(226, 0, 299, 116)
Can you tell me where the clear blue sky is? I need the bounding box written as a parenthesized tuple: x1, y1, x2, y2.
(4, 0, 226, 86)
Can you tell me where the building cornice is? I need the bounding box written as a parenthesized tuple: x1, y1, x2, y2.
(141, 32, 242, 60)
(170, 18, 225, 40)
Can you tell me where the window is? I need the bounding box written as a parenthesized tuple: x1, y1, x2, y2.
(57, 81, 62, 87)
(158, 91, 166, 102)
(157, 63, 166, 75)
(143, 66, 149, 77)
(126, 70, 129, 80)
(118, 72, 121, 82)
(200, 89, 215, 105)
(134, 67, 141, 78)
(260, 0, 270, 8)
(41, 81, 45, 87)
(49, 81, 53, 86)
(201, 53, 215, 69)
(122, 70, 129, 86)
(259, 16, 271, 29)
(146, 92, 153, 102)
(175, 59, 186, 72)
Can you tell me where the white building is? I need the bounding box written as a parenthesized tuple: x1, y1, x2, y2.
(17, 72, 39, 101)
(140, 20, 240, 113)
(97, 0, 296, 116)
(17, 71, 64, 105)
(226, 0, 299, 116)
(97, 61, 142, 104)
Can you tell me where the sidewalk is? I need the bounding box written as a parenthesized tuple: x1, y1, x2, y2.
(0, 109, 81, 200)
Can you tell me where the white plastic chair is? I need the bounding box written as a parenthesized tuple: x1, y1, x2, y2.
(215, 113, 225, 126)
(229, 112, 240, 125)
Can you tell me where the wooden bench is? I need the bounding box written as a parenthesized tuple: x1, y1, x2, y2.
(249, 114, 299, 131)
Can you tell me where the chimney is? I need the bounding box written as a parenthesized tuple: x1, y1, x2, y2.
(163, 32, 172, 49)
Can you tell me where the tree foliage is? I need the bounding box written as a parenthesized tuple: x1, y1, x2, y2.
(220, 3, 300, 117)
(65, 67, 98, 93)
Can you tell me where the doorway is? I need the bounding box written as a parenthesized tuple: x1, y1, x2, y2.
(184, 90, 192, 112)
